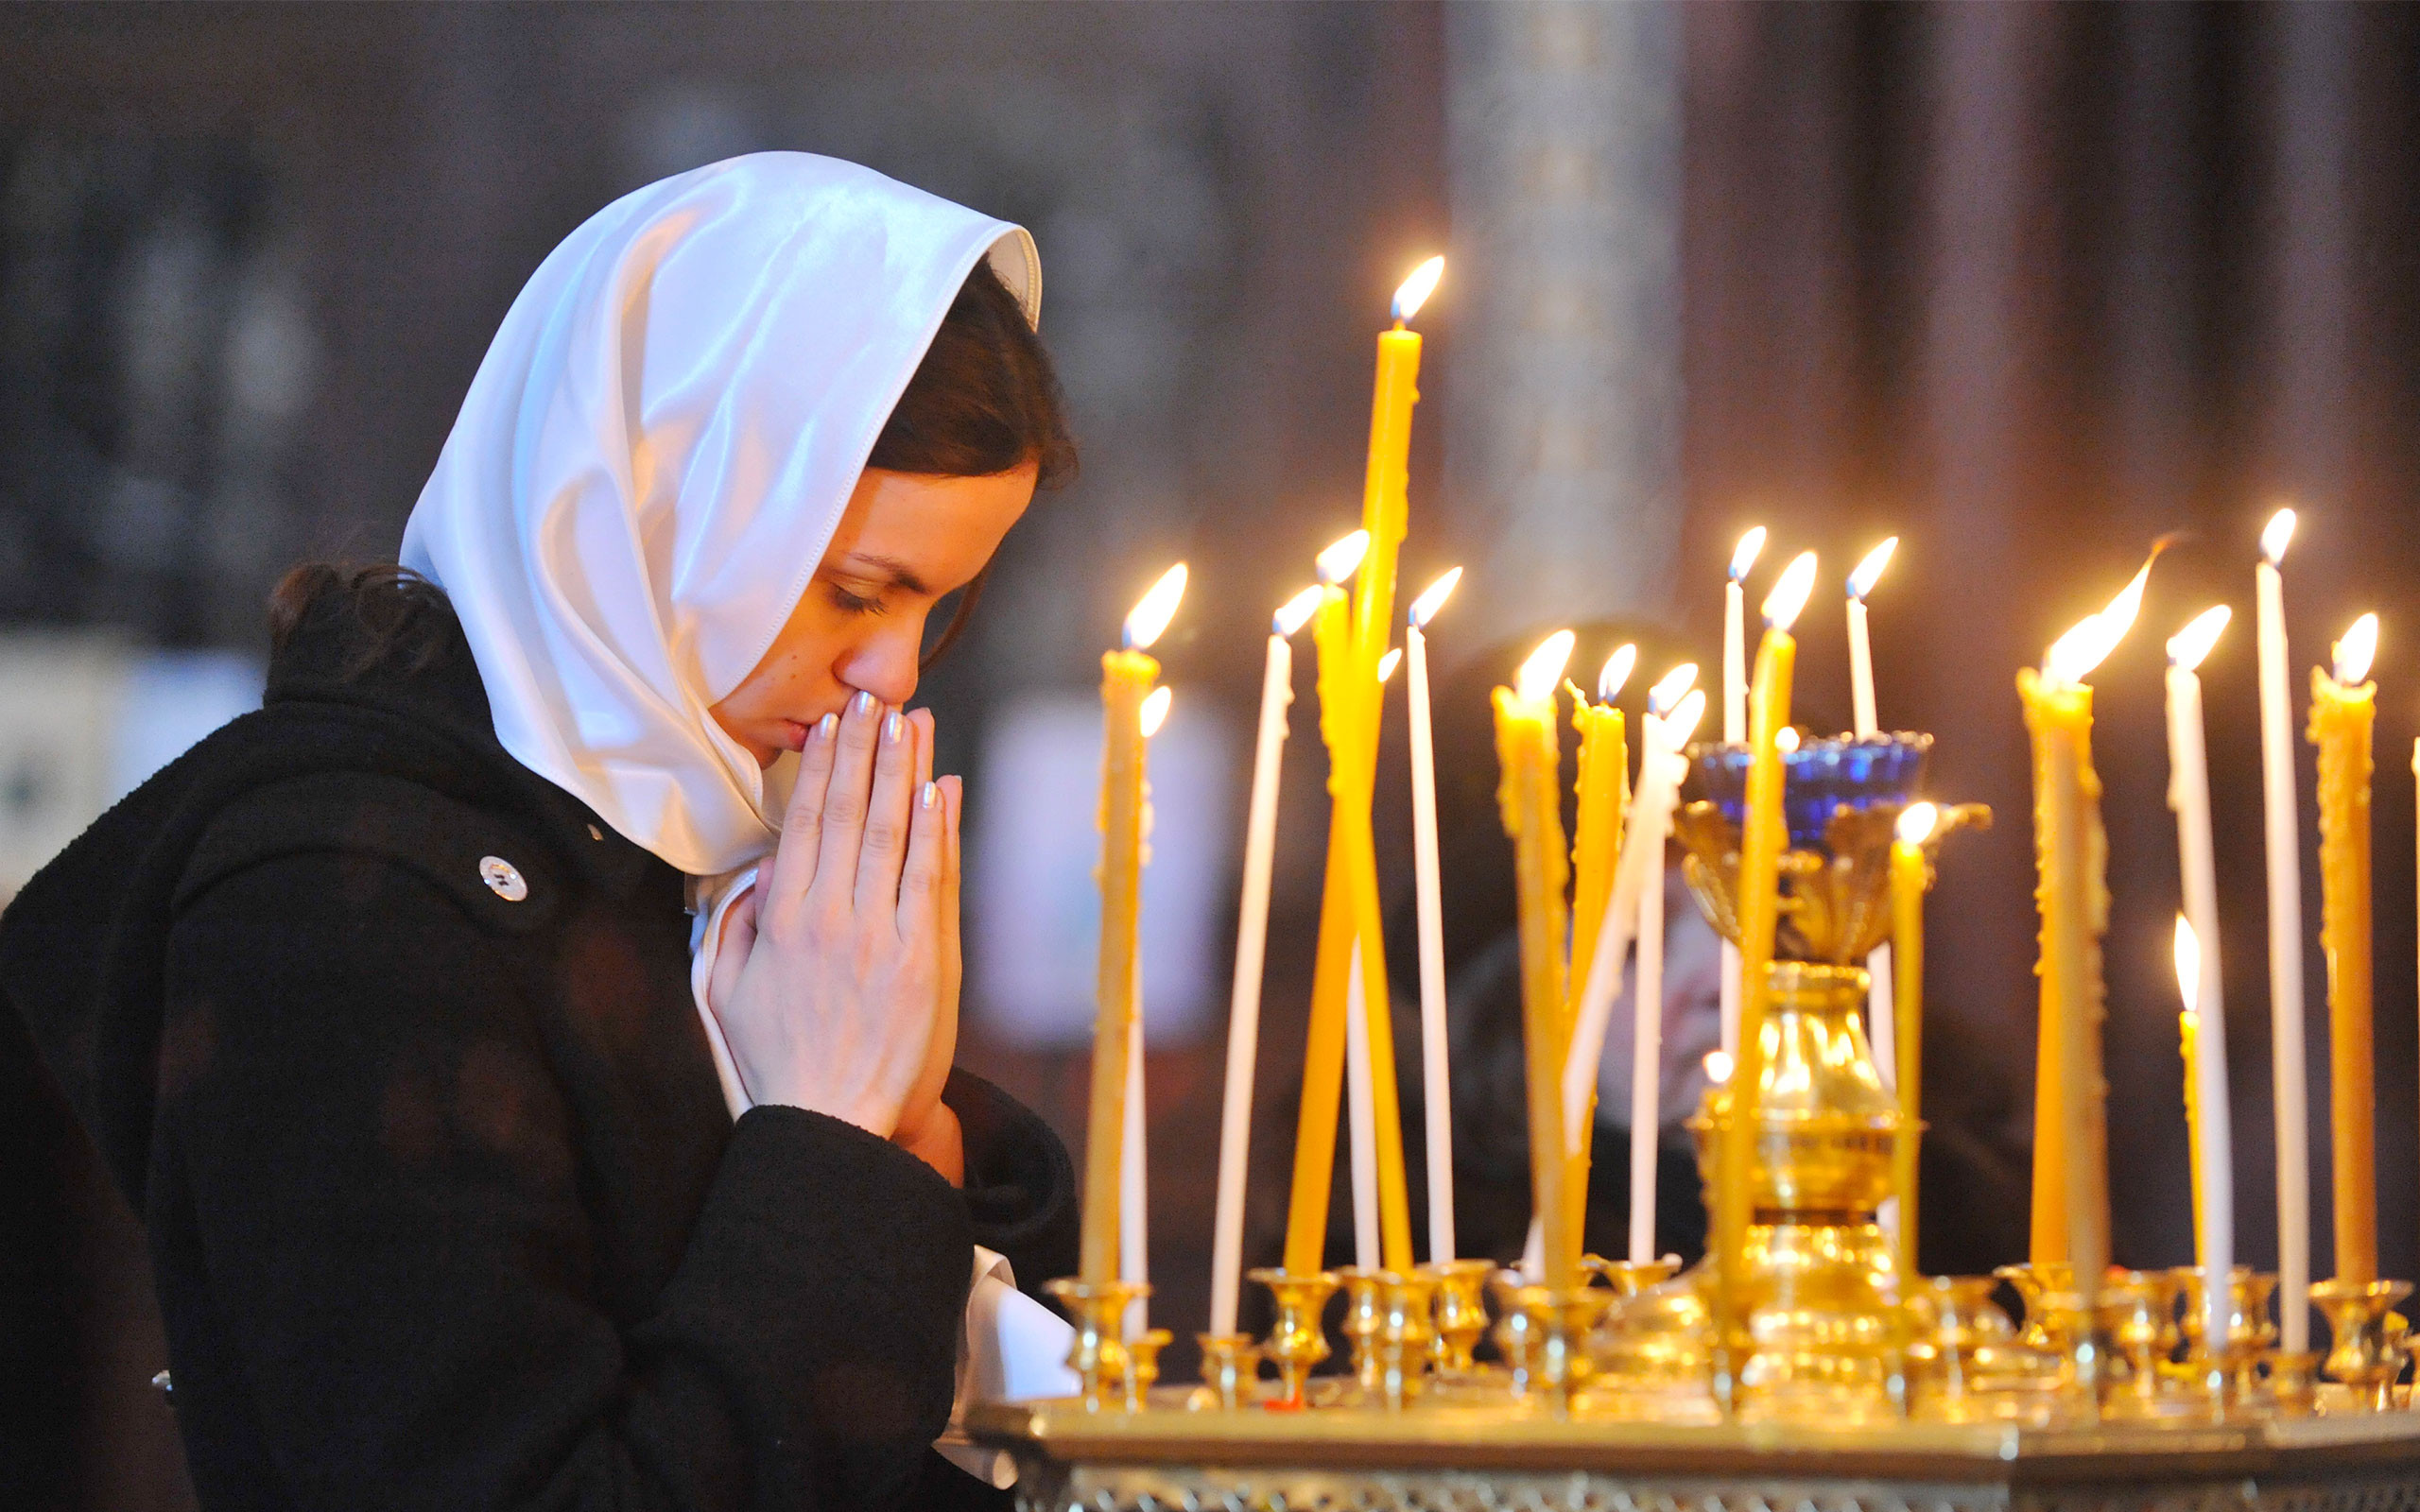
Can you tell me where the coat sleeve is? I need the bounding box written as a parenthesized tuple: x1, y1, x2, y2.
(159, 850, 972, 1512)
(941, 1068, 1079, 1298)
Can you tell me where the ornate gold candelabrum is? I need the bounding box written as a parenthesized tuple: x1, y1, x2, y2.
(1659, 734, 1984, 1426)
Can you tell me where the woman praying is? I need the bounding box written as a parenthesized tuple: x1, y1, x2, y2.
(0, 153, 1078, 1512)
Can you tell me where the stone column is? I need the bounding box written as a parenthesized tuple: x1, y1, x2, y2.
(1443, 1, 1683, 645)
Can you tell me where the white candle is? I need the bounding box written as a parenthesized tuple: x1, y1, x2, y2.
(1627, 706, 1670, 1264)
(1343, 949, 1380, 1269)
(1847, 538, 1900, 1090)
(1205, 589, 1318, 1336)
(2256, 507, 2311, 1353)
(2167, 606, 2237, 1358)
(1722, 528, 1765, 1057)
(1406, 568, 1464, 1263)
(1564, 675, 1706, 1160)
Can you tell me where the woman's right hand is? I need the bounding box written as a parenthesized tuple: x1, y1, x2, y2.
(708, 689, 952, 1139)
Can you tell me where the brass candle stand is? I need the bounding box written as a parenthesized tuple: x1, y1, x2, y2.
(1008, 734, 2420, 1507)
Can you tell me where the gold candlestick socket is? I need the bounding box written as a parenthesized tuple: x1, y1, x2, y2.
(1044, 1277, 1145, 1413)
(2312, 1277, 2411, 1411)
(1121, 1328, 1172, 1412)
(1248, 1267, 1339, 1408)
(1419, 1258, 1495, 1377)
(1193, 1332, 1260, 1411)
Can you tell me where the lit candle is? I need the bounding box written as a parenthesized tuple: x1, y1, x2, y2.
(1121, 688, 1173, 1339)
(2015, 562, 2145, 1297)
(2256, 507, 2312, 1352)
(2308, 611, 2379, 1287)
(1848, 539, 1901, 1086)
(1282, 531, 1374, 1276)
(1494, 629, 1577, 1288)
(1206, 586, 1321, 1337)
(1281, 260, 1442, 1279)
(1564, 644, 1635, 1249)
(1721, 527, 1766, 1058)
(1714, 550, 1819, 1358)
(1890, 801, 1939, 1282)
(2174, 918, 2205, 1267)
(1406, 566, 1464, 1263)
(2164, 605, 2235, 1346)
(1081, 564, 1186, 1285)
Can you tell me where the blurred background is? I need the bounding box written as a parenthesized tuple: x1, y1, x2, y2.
(7, 4, 2420, 1503)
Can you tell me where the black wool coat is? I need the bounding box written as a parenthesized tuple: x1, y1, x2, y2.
(0, 590, 1077, 1512)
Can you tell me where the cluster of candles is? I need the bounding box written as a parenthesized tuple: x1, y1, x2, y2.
(1072, 255, 2398, 1379)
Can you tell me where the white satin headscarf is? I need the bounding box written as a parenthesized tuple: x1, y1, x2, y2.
(401, 151, 1039, 878)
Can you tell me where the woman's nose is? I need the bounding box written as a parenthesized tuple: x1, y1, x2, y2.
(838, 625, 922, 708)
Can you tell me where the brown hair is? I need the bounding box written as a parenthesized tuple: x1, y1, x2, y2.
(272, 258, 1073, 675)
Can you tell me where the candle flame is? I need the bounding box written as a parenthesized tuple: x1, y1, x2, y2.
(1316, 530, 1371, 586)
(1763, 550, 1819, 632)
(1847, 537, 1898, 601)
(1139, 685, 1173, 737)
(1598, 644, 1637, 701)
(1376, 647, 1402, 684)
(1515, 629, 1577, 703)
(2172, 913, 2199, 1015)
(1408, 566, 1463, 628)
(2167, 606, 2231, 672)
(1648, 662, 1700, 717)
(1729, 526, 1768, 583)
(1122, 563, 1188, 651)
(1392, 255, 1445, 323)
(1704, 1049, 1735, 1087)
(2261, 507, 2297, 567)
(1662, 688, 1707, 746)
(2333, 612, 2378, 684)
(1896, 800, 1940, 846)
(2042, 558, 2153, 685)
(1273, 585, 1323, 639)
(1774, 726, 1802, 754)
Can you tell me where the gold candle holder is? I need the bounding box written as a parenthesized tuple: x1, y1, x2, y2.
(2266, 1348, 2323, 1416)
(2098, 1272, 2177, 1419)
(2032, 1288, 2105, 1418)
(1192, 1332, 1259, 1411)
(2312, 1277, 2411, 1411)
(1502, 1283, 1612, 1417)
(1585, 1255, 1681, 1297)
(1488, 1269, 1540, 1396)
(1420, 1258, 1495, 1376)
(2173, 1265, 2276, 1409)
(1333, 1266, 1391, 1398)
(1994, 1262, 2075, 1354)
(1373, 1271, 1438, 1409)
(1044, 1278, 1144, 1412)
(1121, 1328, 1172, 1412)
(1247, 1267, 1338, 1407)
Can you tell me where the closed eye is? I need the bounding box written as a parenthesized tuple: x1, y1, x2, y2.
(822, 579, 886, 617)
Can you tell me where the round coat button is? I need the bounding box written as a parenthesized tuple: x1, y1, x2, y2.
(479, 856, 528, 902)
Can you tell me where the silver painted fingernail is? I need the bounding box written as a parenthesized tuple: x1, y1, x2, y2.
(850, 689, 876, 717)
(920, 781, 938, 809)
(816, 713, 838, 740)
(883, 710, 904, 744)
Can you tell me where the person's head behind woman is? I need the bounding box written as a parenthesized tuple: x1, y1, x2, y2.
(283, 152, 1073, 875)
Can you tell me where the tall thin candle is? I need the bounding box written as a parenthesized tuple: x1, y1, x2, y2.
(2165, 605, 2235, 1353)
(1080, 564, 1186, 1285)
(1623, 678, 1704, 1263)
(1406, 567, 1463, 1263)
(1205, 587, 1320, 1337)
(1721, 527, 1766, 1057)
(1715, 551, 1818, 1366)
(1494, 630, 1578, 1289)
(1848, 539, 1900, 1086)
(2309, 612, 2379, 1287)
(2256, 507, 2311, 1352)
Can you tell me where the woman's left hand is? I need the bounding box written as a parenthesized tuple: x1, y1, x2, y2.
(888, 711, 963, 1183)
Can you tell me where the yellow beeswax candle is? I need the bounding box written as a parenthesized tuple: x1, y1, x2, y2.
(2181, 1006, 2204, 1265)
(1563, 646, 1634, 1251)
(2014, 563, 2142, 1289)
(1495, 630, 1576, 1289)
(1081, 564, 1186, 1283)
(1713, 551, 1818, 1355)
(1890, 801, 1938, 1283)
(2308, 612, 2379, 1286)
